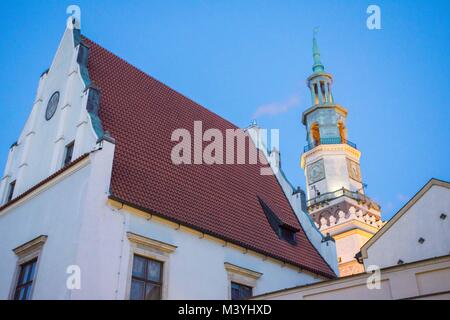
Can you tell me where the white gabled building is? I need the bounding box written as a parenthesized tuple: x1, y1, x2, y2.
(0, 19, 337, 300)
(253, 178, 450, 300)
(360, 178, 450, 269)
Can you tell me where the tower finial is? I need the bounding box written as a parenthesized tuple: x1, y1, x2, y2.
(312, 27, 325, 73)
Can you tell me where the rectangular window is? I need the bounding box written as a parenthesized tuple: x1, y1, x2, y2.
(231, 282, 253, 300)
(130, 255, 163, 300)
(6, 180, 16, 203)
(279, 227, 296, 244)
(63, 141, 75, 167)
(14, 258, 37, 300)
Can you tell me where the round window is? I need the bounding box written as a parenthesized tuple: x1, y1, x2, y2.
(45, 91, 60, 121)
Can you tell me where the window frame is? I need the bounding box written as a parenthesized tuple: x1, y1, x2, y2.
(224, 262, 262, 300)
(9, 235, 47, 300)
(63, 141, 75, 167)
(130, 254, 163, 300)
(125, 232, 176, 300)
(231, 281, 253, 300)
(6, 180, 16, 203)
(13, 258, 38, 300)
(279, 226, 297, 244)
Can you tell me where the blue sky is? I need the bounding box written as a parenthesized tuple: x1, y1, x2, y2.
(0, 0, 449, 220)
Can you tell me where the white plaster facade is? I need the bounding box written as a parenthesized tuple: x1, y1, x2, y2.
(252, 179, 450, 300)
(361, 179, 450, 269)
(0, 141, 325, 299)
(252, 254, 450, 300)
(0, 23, 335, 300)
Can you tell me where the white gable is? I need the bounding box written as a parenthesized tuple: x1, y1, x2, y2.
(0, 24, 101, 203)
(363, 181, 450, 269)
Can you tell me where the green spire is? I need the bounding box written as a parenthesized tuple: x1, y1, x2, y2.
(312, 28, 325, 73)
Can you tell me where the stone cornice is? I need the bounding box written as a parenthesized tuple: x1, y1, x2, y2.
(127, 232, 177, 254)
(13, 235, 47, 256)
(302, 104, 348, 125)
(224, 262, 263, 280)
(301, 144, 360, 168)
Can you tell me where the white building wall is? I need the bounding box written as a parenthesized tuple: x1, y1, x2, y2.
(336, 233, 369, 264)
(0, 118, 331, 298)
(253, 255, 450, 300)
(365, 185, 450, 269)
(0, 138, 325, 300)
(0, 159, 92, 299)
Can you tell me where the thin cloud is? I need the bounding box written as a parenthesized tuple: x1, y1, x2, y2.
(252, 94, 300, 118)
(396, 193, 409, 202)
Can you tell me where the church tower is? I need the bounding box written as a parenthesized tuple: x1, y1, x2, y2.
(300, 32, 383, 276)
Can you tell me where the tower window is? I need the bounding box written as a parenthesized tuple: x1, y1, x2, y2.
(327, 83, 332, 102)
(6, 180, 16, 203)
(313, 83, 319, 105)
(310, 123, 321, 146)
(320, 81, 326, 103)
(63, 141, 75, 167)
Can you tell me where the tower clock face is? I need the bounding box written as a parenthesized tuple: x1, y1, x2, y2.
(347, 159, 362, 182)
(45, 91, 60, 121)
(307, 159, 325, 184)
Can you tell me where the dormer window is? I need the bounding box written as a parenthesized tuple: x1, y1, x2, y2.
(279, 226, 296, 244)
(258, 196, 299, 245)
(63, 141, 75, 167)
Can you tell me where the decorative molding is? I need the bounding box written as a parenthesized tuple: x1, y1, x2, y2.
(9, 235, 47, 300)
(224, 262, 263, 298)
(126, 232, 177, 254)
(25, 131, 36, 137)
(76, 120, 88, 128)
(108, 198, 332, 279)
(18, 163, 28, 169)
(54, 136, 65, 143)
(301, 144, 361, 168)
(125, 232, 174, 300)
(302, 104, 348, 125)
(68, 70, 78, 77)
(13, 235, 48, 256)
(224, 262, 263, 280)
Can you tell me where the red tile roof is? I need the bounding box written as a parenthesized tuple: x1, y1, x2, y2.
(83, 37, 336, 279)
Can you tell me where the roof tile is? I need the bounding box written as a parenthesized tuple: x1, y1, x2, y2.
(83, 36, 335, 278)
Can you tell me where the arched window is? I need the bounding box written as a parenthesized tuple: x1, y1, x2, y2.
(311, 122, 320, 146)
